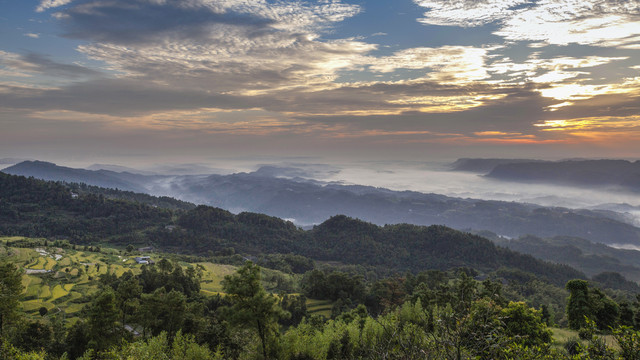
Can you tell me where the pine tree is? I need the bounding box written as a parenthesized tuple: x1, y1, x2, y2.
(222, 262, 288, 359)
(0, 262, 23, 338)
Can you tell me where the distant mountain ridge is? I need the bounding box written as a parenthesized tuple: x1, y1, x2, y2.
(168, 171, 640, 246)
(450, 158, 543, 173)
(486, 160, 640, 192)
(450, 158, 640, 192)
(2, 160, 148, 192)
(5, 160, 640, 247)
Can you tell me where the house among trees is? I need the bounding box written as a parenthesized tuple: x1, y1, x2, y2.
(124, 325, 140, 337)
(134, 256, 153, 264)
(137, 246, 154, 252)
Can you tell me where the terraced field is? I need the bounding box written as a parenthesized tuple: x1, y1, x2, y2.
(1, 237, 245, 321)
(306, 299, 333, 318)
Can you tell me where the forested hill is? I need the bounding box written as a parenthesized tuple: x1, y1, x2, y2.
(0, 172, 174, 243)
(0, 172, 584, 285)
(2, 160, 148, 192)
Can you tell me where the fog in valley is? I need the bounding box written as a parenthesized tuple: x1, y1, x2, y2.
(132, 159, 640, 227)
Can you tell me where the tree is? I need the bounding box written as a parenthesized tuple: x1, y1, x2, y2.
(116, 276, 142, 335)
(85, 287, 120, 351)
(589, 287, 620, 330)
(566, 279, 591, 330)
(0, 262, 23, 338)
(222, 262, 288, 359)
(501, 301, 552, 347)
(140, 288, 186, 337)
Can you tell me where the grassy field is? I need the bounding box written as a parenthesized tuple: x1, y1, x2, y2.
(198, 262, 237, 293)
(551, 327, 618, 352)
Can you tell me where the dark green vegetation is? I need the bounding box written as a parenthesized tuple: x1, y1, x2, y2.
(4, 172, 640, 358)
(495, 235, 640, 283)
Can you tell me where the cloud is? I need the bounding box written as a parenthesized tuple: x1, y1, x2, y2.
(0, 78, 263, 116)
(538, 77, 640, 104)
(369, 46, 493, 84)
(414, 0, 530, 27)
(0, 51, 102, 80)
(57, 0, 277, 45)
(496, 1, 640, 47)
(54, 0, 360, 45)
(40, 0, 370, 96)
(535, 115, 640, 131)
(3, 0, 636, 152)
(36, 0, 74, 12)
(415, 0, 640, 47)
(24, 33, 40, 38)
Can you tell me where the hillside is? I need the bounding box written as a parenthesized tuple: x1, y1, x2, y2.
(2, 160, 149, 192)
(495, 235, 640, 283)
(0, 172, 174, 242)
(0, 172, 588, 287)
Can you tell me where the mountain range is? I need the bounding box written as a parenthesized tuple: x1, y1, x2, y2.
(4, 160, 640, 248)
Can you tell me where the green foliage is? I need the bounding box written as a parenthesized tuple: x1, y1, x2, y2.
(301, 269, 365, 305)
(140, 288, 187, 337)
(565, 337, 582, 356)
(85, 287, 120, 351)
(567, 280, 592, 330)
(82, 331, 222, 360)
(566, 279, 621, 332)
(589, 288, 620, 331)
(222, 262, 288, 359)
(501, 301, 552, 347)
(0, 261, 24, 337)
(1, 340, 47, 360)
(17, 321, 52, 353)
(613, 326, 640, 359)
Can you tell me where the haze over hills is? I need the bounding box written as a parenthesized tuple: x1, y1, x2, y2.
(450, 158, 640, 193)
(487, 160, 640, 192)
(4, 160, 640, 248)
(450, 158, 544, 173)
(490, 234, 640, 282)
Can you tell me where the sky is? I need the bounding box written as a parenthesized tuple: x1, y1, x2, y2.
(1, 0, 640, 165)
